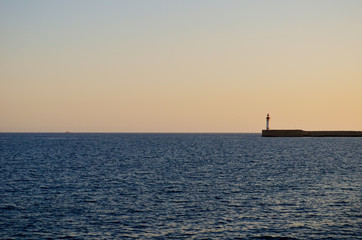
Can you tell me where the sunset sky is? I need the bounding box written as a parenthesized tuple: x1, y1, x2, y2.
(1, 0, 362, 132)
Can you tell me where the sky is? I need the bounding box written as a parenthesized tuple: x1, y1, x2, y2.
(1, 0, 362, 132)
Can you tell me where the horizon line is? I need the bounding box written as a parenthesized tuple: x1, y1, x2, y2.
(0, 131, 261, 134)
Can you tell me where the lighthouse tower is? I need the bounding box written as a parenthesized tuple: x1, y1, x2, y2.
(266, 114, 270, 130)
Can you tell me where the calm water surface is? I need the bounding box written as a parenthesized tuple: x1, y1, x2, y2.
(0, 133, 361, 239)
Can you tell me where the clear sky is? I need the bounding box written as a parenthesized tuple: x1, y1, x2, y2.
(1, 0, 362, 132)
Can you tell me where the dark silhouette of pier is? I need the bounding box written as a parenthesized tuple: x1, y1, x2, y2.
(262, 129, 362, 137)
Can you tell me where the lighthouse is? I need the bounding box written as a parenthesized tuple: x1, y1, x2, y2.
(266, 114, 270, 130)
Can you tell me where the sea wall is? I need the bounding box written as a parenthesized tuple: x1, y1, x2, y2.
(306, 131, 362, 137)
(262, 130, 362, 137)
(262, 130, 305, 137)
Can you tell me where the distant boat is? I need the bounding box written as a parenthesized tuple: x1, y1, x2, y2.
(65, 131, 71, 134)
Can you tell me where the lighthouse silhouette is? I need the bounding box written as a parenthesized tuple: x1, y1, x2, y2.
(266, 114, 270, 130)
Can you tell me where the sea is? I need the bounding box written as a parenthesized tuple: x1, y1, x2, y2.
(0, 133, 361, 239)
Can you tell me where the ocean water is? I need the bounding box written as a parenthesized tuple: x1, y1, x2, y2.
(0, 133, 361, 240)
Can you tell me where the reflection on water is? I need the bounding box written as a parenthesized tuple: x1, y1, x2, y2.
(0, 133, 361, 239)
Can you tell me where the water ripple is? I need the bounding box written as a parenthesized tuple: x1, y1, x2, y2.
(0, 133, 361, 239)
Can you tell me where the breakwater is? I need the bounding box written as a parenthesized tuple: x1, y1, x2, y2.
(262, 130, 362, 137)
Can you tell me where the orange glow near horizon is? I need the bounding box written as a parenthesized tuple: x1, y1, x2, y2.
(1, 1, 362, 132)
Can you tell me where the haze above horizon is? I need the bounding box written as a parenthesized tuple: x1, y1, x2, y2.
(1, 0, 362, 132)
